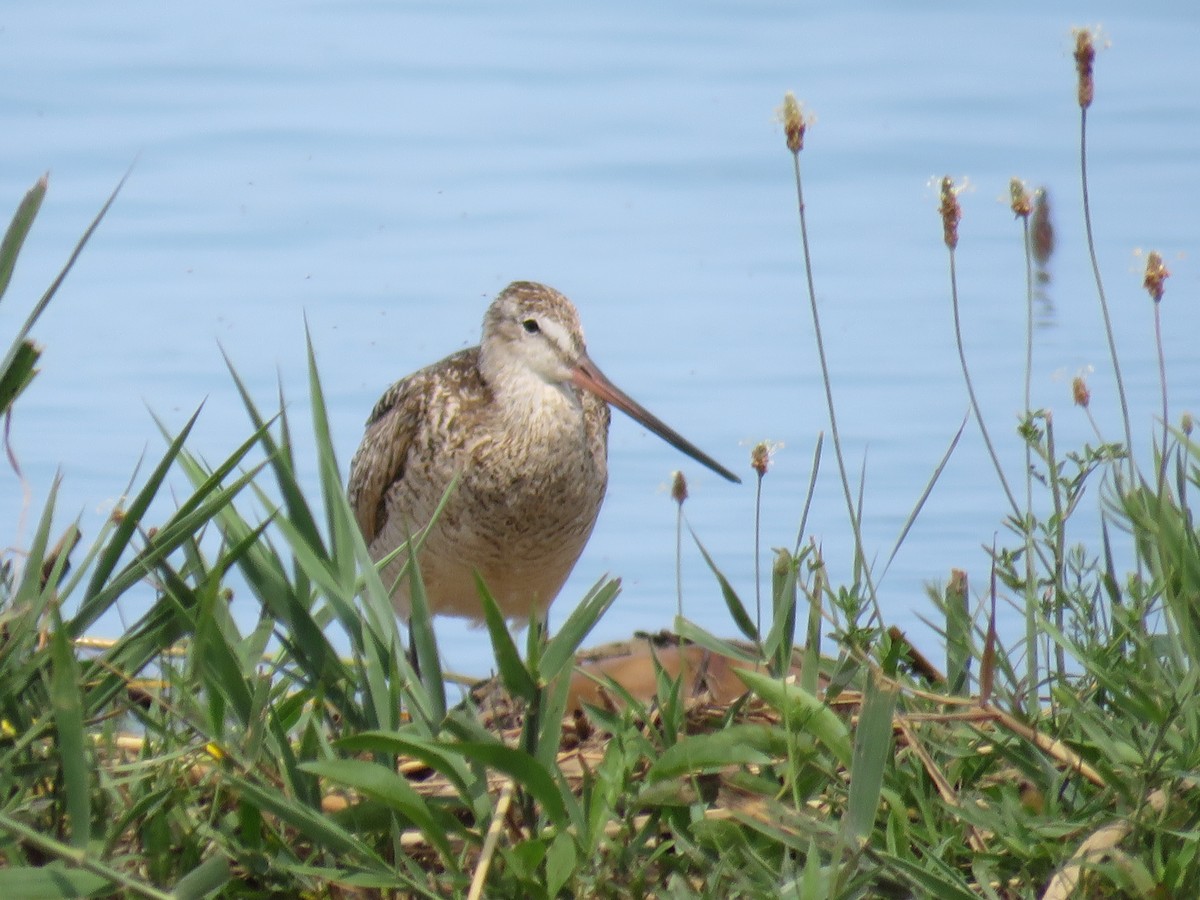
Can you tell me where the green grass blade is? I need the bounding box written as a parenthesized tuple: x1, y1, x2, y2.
(190, 581, 257, 727)
(0, 174, 47, 302)
(453, 741, 567, 826)
(221, 773, 390, 868)
(0, 169, 127, 381)
(300, 759, 457, 864)
(877, 852, 978, 900)
(303, 325, 358, 589)
(353, 524, 433, 732)
(793, 431, 823, 552)
(690, 525, 758, 643)
(170, 855, 233, 900)
(540, 576, 621, 679)
(535, 646, 579, 774)
(943, 569, 971, 695)
(764, 548, 799, 677)
(0, 338, 40, 416)
(801, 566, 824, 697)
(479, 582, 538, 704)
(671, 617, 759, 665)
(10, 475, 63, 617)
(405, 549, 446, 722)
(48, 611, 89, 849)
(75, 405, 203, 635)
(844, 668, 898, 842)
(336, 731, 479, 802)
(882, 410, 967, 577)
(221, 350, 328, 557)
(0, 864, 113, 898)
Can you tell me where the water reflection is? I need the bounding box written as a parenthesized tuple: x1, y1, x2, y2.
(1032, 187, 1056, 327)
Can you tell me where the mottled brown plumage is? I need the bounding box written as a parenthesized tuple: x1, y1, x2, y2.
(348, 281, 738, 626)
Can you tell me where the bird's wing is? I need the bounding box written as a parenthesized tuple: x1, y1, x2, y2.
(348, 347, 487, 544)
(348, 373, 429, 544)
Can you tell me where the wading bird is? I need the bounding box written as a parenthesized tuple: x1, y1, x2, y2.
(349, 281, 739, 646)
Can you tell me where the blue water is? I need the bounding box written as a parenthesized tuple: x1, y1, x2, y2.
(3, 3, 1199, 675)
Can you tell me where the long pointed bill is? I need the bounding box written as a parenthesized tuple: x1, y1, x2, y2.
(572, 355, 741, 484)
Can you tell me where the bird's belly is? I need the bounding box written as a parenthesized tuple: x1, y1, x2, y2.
(372, 449, 606, 623)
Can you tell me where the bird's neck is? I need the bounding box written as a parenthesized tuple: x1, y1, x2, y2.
(490, 365, 584, 434)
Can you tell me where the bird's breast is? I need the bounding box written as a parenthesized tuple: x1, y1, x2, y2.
(463, 385, 609, 534)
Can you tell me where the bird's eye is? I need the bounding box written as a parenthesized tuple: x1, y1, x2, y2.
(521, 318, 540, 334)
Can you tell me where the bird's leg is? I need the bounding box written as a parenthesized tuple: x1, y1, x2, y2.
(519, 609, 550, 827)
(522, 612, 547, 756)
(407, 621, 421, 681)
(530, 610, 549, 658)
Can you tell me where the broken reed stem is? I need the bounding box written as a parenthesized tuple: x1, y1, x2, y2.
(467, 779, 514, 900)
(781, 93, 883, 630)
(893, 717, 989, 854)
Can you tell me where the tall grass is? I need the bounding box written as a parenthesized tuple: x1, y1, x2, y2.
(2, 24, 1199, 898)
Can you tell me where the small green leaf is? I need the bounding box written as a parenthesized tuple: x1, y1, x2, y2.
(764, 548, 799, 676)
(335, 730, 475, 799)
(735, 668, 852, 768)
(647, 724, 784, 781)
(545, 831, 576, 898)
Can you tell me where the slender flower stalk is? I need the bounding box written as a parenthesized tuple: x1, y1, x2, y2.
(750, 441, 778, 634)
(671, 470, 688, 622)
(941, 177, 1021, 521)
(1011, 180, 1035, 419)
(780, 92, 882, 628)
(1072, 373, 1106, 443)
(944, 177, 1057, 699)
(1011, 177, 1040, 713)
(1044, 411, 1068, 686)
(1143, 251, 1171, 495)
(1074, 27, 1134, 481)
(1182, 413, 1194, 511)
